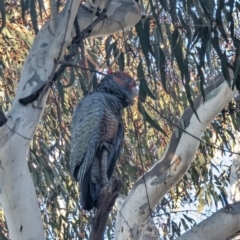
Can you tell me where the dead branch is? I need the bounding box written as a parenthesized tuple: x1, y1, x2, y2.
(90, 178, 122, 240)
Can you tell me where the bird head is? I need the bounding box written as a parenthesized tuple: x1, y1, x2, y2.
(110, 71, 138, 97)
(97, 69, 138, 107)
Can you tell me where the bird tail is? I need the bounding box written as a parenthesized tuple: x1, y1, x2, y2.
(79, 177, 101, 211)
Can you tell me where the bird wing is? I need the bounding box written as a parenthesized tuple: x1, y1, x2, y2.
(70, 93, 104, 185)
(107, 121, 124, 178)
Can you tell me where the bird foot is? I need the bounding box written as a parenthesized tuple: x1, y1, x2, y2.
(99, 142, 112, 153)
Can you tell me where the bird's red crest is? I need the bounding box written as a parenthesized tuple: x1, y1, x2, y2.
(111, 71, 135, 86)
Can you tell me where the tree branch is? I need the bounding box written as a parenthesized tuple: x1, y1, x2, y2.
(114, 73, 238, 239)
(230, 131, 240, 203)
(176, 202, 240, 240)
(90, 178, 122, 240)
(0, 0, 82, 239)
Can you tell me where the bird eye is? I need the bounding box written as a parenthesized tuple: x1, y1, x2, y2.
(127, 79, 136, 87)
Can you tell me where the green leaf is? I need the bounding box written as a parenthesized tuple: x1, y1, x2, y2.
(214, 175, 222, 186)
(183, 58, 200, 121)
(78, 72, 88, 96)
(63, 68, 75, 88)
(105, 36, 113, 67)
(20, 0, 26, 21)
(91, 73, 98, 90)
(221, 51, 231, 87)
(181, 218, 189, 231)
(216, 0, 228, 43)
(169, 0, 177, 24)
(197, 197, 205, 213)
(191, 166, 200, 185)
(149, 0, 163, 42)
(57, 80, 65, 108)
(199, 27, 210, 70)
(44, 170, 54, 187)
(199, 0, 211, 19)
(158, 0, 169, 11)
(189, 10, 202, 47)
(155, 47, 167, 93)
(195, 61, 205, 101)
(135, 17, 154, 69)
(137, 61, 156, 100)
(29, 0, 39, 34)
(118, 51, 125, 71)
(172, 28, 184, 79)
(183, 214, 195, 224)
(212, 26, 222, 57)
(87, 60, 98, 90)
(0, 0, 6, 33)
(37, 0, 45, 21)
(138, 100, 167, 136)
(232, 37, 240, 90)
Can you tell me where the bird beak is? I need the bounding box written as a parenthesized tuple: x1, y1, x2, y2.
(132, 86, 139, 97)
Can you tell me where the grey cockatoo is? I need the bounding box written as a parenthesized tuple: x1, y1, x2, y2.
(70, 70, 137, 210)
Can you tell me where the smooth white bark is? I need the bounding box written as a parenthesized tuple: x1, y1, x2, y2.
(115, 74, 238, 239)
(230, 131, 240, 203)
(0, 1, 82, 238)
(49, 0, 58, 33)
(229, 132, 240, 240)
(0, 0, 141, 239)
(176, 202, 240, 240)
(76, 0, 141, 37)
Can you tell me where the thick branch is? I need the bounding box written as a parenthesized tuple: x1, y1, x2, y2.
(230, 131, 240, 203)
(115, 74, 238, 239)
(0, 0, 82, 239)
(229, 132, 240, 240)
(90, 178, 122, 240)
(176, 202, 240, 240)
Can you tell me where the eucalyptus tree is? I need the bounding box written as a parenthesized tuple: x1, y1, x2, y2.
(1, 0, 240, 239)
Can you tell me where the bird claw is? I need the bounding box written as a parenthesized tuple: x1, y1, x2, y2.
(99, 142, 112, 154)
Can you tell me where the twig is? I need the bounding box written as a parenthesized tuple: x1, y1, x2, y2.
(59, 61, 107, 76)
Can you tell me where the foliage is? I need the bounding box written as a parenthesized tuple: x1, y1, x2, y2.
(1, 0, 240, 239)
